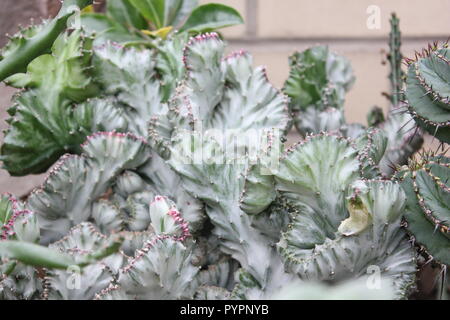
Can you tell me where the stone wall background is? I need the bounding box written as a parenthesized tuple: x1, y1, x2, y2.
(0, 0, 449, 194)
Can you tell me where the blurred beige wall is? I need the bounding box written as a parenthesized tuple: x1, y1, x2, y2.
(0, 0, 449, 194)
(213, 0, 450, 123)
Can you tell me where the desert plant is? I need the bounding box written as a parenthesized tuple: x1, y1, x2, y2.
(80, 0, 243, 44)
(0, 31, 419, 300)
(283, 14, 423, 176)
(166, 128, 416, 299)
(148, 33, 291, 157)
(394, 20, 450, 294)
(4, 2, 450, 300)
(0, 194, 122, 299)
(384, 16, 450, 299)
(0, 0, 243, 176)
(0, 0, 94, 82)
(396, 154, 450, 267)
(404, 42, 450, 144)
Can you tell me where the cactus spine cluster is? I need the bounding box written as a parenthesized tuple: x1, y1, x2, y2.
(404, 42, 450, 143)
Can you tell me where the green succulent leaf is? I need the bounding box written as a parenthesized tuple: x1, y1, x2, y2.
(169, 132, 295, 299)
(150, 33, 290, 156)
(93, 42, 166, 136)
(179, 3, 243, 33)
(0, 194, 39, 244)
(27, 132, 150, 243)
(0, 241, 76, 270)
(98, 237, 199, 300)
(398, 156, 450, 265)
(129, 0, 166, 29)
(0, 0, 94, 82)
(106, 0, 148, 30)
(405, 47, 450, 144)
(1, 30, 100, 176)
(283, 46, 354, 136)
(278, 178, 416, 299)
(43, 223, 125, 300)
(155, 32, 189, 101)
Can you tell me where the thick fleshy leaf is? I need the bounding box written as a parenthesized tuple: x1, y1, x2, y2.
(43, 223, 125, 300)
(136, 153, 205, 233)
(93, 43, 166, 136)
(129, 0, 166, 29)
(0, 241, 76, 269)
(284, 46, 354, 113)
(283, 46, 354, 136)
(0, 0, 94, 82)
(27, 132, 150, 243)
(98, 237, 199, 299)
(179, 3, 243, 33)
(275, 135, 361, 232)
(168, 132, 295, 299)
(405, 47, 450, 144)
(106, 0, 148, 30)
(398, 156, 450, 265)
(1, 31, 99, 176)
(277, 178, 416, 299)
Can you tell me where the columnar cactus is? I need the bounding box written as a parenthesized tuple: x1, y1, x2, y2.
(378, 13, 424, 173)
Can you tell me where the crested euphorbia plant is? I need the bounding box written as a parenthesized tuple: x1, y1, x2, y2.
(0, 0, 243, 176)
(283, 14, 424, 176)
(0, 2, 447, 299)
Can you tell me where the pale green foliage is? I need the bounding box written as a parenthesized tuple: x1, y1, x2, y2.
(283, 14, 424, 176)
(149, 33, 290, 157)
(0, 9, 434, 300)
